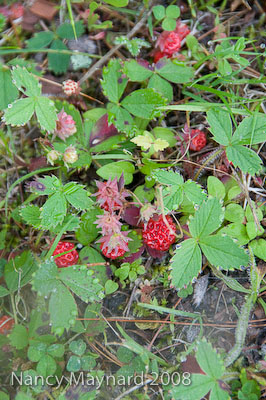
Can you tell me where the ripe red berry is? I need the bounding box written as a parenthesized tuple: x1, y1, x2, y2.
(100, 243, 126, 259)
(52, 241, 79, 268)
(62, 79, 80, 96)
(0, 315, 15, 335)
(189, 129, 207, 151)
(142, 215, 176, 251)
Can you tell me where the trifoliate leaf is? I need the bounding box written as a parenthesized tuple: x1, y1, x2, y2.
(226, 144, 262, 175)
(11, 66, 41, 97)
(40, 192, 67, 229)
(35, 97, 57, 132)
(59, 266, 104, 303)
(170, 239, 202, 289)
(4, 98, 35, 126)
(20, 205, 41, 228)
(63, 183, 93, 210)
(48, 39, 70, 74)
(232, 114, 266, 145)
(189, 198, 224, 238)
(121, 88, 166, 119)
(9, 325, 29, 350)
(206, 108, 232, 146)
(123, 60, 153, 82)
(102, 59, 128, 103)
(199, 234, 249, 269)
(32, 260, 58, 295)
(0, 66, 19, 111)
(49, 281, 78, 332)
(26, 31, 54, 49)
(131, 131, 154, 150)
(96, 161, 135, 184)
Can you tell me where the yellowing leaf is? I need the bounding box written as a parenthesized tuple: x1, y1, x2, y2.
(131, 131, 154, 150)
(153, 138, 169, 151)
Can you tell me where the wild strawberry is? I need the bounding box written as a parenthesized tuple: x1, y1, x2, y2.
(52, 241, 79, 268)
(100, 243, 126, 259)
(0, 315, 15, 335)
(62, 79, 80, 96)
(142, 215, 176, 251)
(189, 129, 207, 151)
(98, 232, 131, 259)
(156, 31, 181, 57)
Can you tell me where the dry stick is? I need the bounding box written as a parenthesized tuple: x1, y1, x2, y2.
(79, 9, 152, 84)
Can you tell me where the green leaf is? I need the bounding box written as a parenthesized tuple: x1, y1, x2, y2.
(27, 342, 47, 362)
(196, 340, 224, 378)
(166, 5, 180, 18)
(66, 355, 81, 372)
(123, 60, 153, 82)
(69, 339, 86, 356)
(26, 31, 54, 49)
(4, 98, 35, 126)
(105, 279, 119, 295)
(81, 355, 97, 371)
(184, 180, 206, 204)
(96, 161, 135, 184)
(79, 246, 108, 285)
(199, 234, 249, 269)
(206, 108, 232, 146)
(226, 145, 262, 175)
(121, 88, 166, 119)
(56, 21, 85, 39)
(49, 281, 77, 332)
(153, 127, 176, 147)
(0, 286, 10, 297)
(170, 374, 215, 400)
(232, 114, 266, 145)
(47, 343, 65, 358)
(11, 66, 41, 97)
(170, 239, 202, 289)
(58, 265, 103, 303)
(48, 39, 70, 74)
(162, 17, 176, 31)
(20, 205, 41, 228)
(0, 66, 19, 111)
(189, 198, 224, 238)
(148, 74, 173, 102)
(40, 192, 67, 229)
(102, 59, 128, 103)
(249, 239, 266, 261)
(224, 204, 244, 223)
(210, 383, 231, 400)
(32, 260, 58, 295)
(83, 302, 106, 335)
(156, 60, 194, 83)
(63, 183, 93, 210)
(108, 104, 134, 134)
(5, 251, 37, 293)
(207, 176, 225, 200)
(9, 325, 29, 349)
(162, 185, 183, 212)
(152, 5, 165, 20)
(36, 354, 57, 377)
(152, 169, 184, 185)
(76, 208, 102, 245)
(37, 175, 62, 195)
(35, 97, 57, 132)
(220, 223, 249, 246)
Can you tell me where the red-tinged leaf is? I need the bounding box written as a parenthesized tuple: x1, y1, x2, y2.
(123, 206, 141, 226)
(89, 114, 118, 147)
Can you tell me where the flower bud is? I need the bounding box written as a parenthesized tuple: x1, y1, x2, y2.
(47, 150, 61, 165)
(63, 145, 78, 164)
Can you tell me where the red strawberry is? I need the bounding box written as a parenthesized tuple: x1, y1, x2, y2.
(142, 215, 176, 251)
(62, 79, 80, 96)
(100, 243, 126, 259)
(189, 129, 207, 151)
(52, 241, 79, 268)
(0, 315, 15, 335)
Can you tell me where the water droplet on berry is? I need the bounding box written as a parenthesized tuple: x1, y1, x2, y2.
(7, 104, 12, 108)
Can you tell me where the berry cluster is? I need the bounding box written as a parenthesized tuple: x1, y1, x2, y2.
(154, 20, 190, 62)
(94, 177, 131, 259)
(52, 241, 79, 268)
(142, 215, 176, 251)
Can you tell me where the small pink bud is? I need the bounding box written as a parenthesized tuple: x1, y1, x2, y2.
(56, 108, 77, 141)
(47, 150, 61, 165)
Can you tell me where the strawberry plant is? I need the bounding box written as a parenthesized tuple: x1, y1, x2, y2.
(1, 1, 266, 399)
